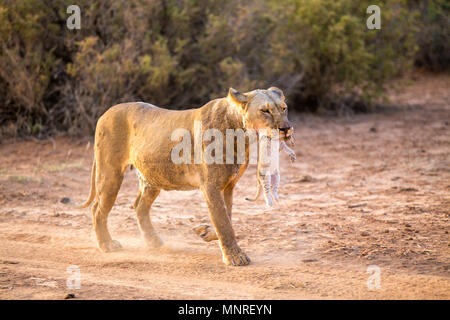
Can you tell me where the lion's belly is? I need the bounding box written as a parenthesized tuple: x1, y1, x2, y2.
(131, 138, 202, 191)
(133, 160, 202, 191)
(125, 103, 202, 190)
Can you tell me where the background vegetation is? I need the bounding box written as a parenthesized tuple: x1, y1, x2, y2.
(0, 0, 448, 137)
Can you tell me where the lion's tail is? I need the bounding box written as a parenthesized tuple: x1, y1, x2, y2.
(60, 160, 96, 209)
(245, 180, 261, 202)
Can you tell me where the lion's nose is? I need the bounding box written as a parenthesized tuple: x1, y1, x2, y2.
(279, 120, 292, 131)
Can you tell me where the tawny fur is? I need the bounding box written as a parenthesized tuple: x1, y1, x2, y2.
(62, 87, 292, 266)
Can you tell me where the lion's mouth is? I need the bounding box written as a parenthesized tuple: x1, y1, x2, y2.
(279, 127, 293, 139)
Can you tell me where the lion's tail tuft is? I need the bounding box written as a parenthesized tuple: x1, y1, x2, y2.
(245, 181, 261, 202)
(60, 160, 96, 209)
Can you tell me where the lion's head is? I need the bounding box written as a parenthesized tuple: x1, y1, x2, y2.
(227, 87, 293, 139)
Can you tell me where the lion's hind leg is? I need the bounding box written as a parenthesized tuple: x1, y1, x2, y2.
(134, 183, 163, 248)
(93, 167, 124, 252)
(130, 192, 141, 210)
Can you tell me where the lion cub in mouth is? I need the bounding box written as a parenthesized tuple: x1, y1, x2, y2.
(246, 128, 296, 207)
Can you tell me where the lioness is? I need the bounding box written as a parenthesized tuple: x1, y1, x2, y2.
(63, 87, 292, 266)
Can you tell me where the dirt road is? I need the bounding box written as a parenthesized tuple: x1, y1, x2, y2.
(0, 73, 449, 299)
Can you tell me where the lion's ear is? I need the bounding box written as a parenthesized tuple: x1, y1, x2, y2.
(228, 88, 249, 109)
(268, 87, 285, 100)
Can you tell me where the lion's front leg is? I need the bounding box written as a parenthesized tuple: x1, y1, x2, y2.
(200, 186, 250, 266)
(193, 183, 235, 242)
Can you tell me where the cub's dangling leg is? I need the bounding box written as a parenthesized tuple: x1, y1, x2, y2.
(271, 173, 280, 202)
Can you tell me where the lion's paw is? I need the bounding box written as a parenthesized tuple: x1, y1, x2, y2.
(193, 224, 218, 242)
(144, 234, 164, 248)
(99, 239, 122, 252)
(223, 249, 251, 266)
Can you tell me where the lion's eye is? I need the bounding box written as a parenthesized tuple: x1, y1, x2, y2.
(261, 109, 271, 114)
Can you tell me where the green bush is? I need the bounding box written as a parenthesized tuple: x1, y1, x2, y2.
(0, 0, 433, 137)
(410, 0, 450, 71)
(0, 0, 60, 136)
(267, 0, 419, 112)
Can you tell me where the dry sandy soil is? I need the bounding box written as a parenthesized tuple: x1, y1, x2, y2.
(0, 73, 449, 299)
